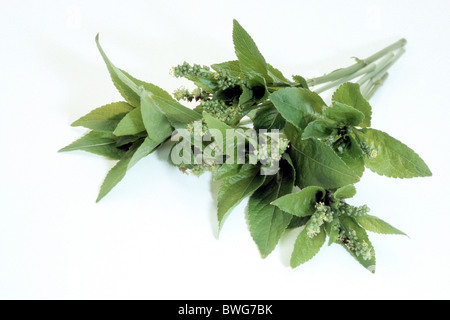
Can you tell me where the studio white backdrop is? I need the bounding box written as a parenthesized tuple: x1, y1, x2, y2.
(1, 0, 449, 299)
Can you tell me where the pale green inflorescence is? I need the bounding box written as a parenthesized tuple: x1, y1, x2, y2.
(338, 203, 370, 217)
(307, 202, 333, 238)
(253, 134, 290, 169)
(214, 70, 244, 91)
(201, 99, 243, 125)
(173, 62, 211, 79)
(339, 229, 374, 261)
(173, 87, 210, 102)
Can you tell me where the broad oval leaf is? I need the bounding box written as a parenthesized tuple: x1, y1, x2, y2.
(302, 120, 337, 140)
(217, 164, 266, 229)
(332, 82, 372, 128)
(140, 90, 174, 144)
(271, 186, 325, 217)
(213, 164, 241, 181)
(149, 94, 202, 127)
(334, 185, 357, 200)
(290, 224, 326, 268)
(357, 128, 432, 178)
(270, 87, 325, 130)
(285, 124, 361, 189)
(253, 105, 286, 131)
(232, 20, 269, 81)
(72, 102, 133, 132)
(114, 107, 146, 136)
(248, 159, 295, 258)
(324, 102, 365, 127)
(356, 215, 407, 236)
(211, 60, 247, 79)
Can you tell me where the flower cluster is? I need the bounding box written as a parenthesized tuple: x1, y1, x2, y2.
(186, 120, 208, 137)
(214, 70, 244, 91)
(201, 99, 242, 125)
(339, 229, 374, 261)
(360, 141, 378, 159)
(173, 62, 211, 79)
(338, 203, 370, 217)
(173, 87, 209, 102)
(252, 134, 290, 168)
(307, 202, 333, 238)
(173, 62, 244, 92)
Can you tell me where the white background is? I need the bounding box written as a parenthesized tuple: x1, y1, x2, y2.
(1, 0, 449, 300)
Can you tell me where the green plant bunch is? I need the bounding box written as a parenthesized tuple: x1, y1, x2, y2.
(60, 20, 431, 273)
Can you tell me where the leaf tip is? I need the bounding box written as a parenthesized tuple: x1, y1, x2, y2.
(96, 192, 106, 203)
(70, 120, 80, 128)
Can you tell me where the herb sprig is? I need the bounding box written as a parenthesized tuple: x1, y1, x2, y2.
(61, 20, 431, 273)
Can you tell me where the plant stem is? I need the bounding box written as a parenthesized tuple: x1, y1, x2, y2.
(365, 72, 390, 100)
(360, 48, 405, 99)
(307, 38, 407, 89)
(314, 62, 377, 94)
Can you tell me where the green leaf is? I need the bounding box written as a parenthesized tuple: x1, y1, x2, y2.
(334, 185, 357, 200)
(270, 87, 325, 130)
(324, 102, 365, 127)
(115, 134, 144, 148)
(203, 112, 249, 157)
(148, 94, 202, 127)
(290, 224, 326, 268)
(128, 137, 161, 168)
(357, 129, 432, 178)
(287, 216, 309, 229)
(140, 90, 174, 144)
(292, 75, 309, 89)
(211, 60, 247, 79)
(213, 164, 241, 181)
(302, 120, 337, 140)
(268, 64, 289, 83)
(96, 35, 174, 108)
(72, 102, 133, 132)
(332, 82, 372, 128)
(96, 137, 160, 202)
(337, 135, 366, 177)
(204, 112, 233, 154)
(285, 124, 361, 189)
(248, 159, 295, 258)
(204, 112, 233, 133)
(356, 215, 407, 236)
(232, 20, 269, 80)
(239, 86, 254, 107)
(325, 219, 340, 246)
(272, 186, 325, 217)
(217, 164, 266, 228)
(59, 131, 125, 160)
(253, 105, 286, 131)
(113, 107, 146, 136)
(339, 216, 376, 273)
